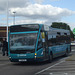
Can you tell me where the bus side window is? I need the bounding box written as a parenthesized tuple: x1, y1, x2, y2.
(48, 39, 53, 46)
(65, 36, 71, 44)
(56, 36, 62, 45)
(48, 36, 56, 46)
(51, 38, 56, 45)
(48, 38, 56, 46)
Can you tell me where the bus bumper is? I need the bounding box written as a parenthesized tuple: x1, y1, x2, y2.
(9, 57, 44, 62)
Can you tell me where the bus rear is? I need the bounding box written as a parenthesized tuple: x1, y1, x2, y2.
(9, 24, 45, 62)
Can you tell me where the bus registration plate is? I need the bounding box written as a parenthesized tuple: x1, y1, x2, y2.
(19, 59, 27, 62)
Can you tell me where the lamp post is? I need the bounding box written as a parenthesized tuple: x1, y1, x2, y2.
(7, 0, 9, 42)
(13, 11, 16, 25)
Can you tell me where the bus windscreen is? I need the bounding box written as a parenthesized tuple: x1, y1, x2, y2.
(10, 33, 37, 51)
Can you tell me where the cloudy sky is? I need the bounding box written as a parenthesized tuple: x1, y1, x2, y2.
(0, 0, 75, 30)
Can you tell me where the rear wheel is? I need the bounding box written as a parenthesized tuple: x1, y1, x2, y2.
(64, 49, 69, 57)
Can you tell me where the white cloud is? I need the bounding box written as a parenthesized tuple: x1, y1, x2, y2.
(0, 0, 75, 30)
(0, 0, 29, 14)
(9, 4, 75, 25)
(0, 23, 7, 26)
(67, 23, 75, 30)
(16, 19, 46, 25)
(34, 0, 44, 4)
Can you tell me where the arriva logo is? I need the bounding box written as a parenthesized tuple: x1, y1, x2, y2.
(17, 54, 26, 57)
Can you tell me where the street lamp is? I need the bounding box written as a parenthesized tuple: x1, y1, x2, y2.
(13, 11, 16, 25)
(7, 0, 9, 42)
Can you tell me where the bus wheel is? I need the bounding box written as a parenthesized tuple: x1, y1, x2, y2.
(48, 53, 53, 63)
(64, 49, 68, 57)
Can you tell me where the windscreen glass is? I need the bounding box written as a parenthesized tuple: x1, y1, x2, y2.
(10, 33, 37, 51)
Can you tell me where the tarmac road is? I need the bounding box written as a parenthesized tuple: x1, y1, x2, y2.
(0, 46, 75, 75)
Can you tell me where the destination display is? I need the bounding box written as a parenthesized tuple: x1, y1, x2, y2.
(10, 24, 39, 32)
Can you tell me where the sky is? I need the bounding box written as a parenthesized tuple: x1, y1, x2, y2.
(0, 0, 75, 30)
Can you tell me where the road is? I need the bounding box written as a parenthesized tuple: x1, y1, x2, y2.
(0, 46, 75, 75)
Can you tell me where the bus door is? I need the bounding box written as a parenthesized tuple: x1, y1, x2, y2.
(41, 32, 49, 59)
(45, 32, 49, 58)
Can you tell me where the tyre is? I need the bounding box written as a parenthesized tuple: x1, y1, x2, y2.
(64, 49, 68, 57)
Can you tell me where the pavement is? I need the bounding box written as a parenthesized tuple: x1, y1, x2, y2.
(66, 55, 75, 61)
(0, 47, 9, 61)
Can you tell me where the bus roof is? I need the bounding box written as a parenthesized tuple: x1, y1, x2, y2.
(10, 24, 42, 27)
(49, 26, 70, 32)
(49, 27, 70, 35)
(10, 24, 70, 35)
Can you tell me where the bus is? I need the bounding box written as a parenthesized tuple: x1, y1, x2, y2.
(8, 24, 71, 62)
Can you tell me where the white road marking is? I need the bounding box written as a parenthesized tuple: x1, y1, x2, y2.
(48, 68, 75, 71)
(0, 64, 6, 66)
(35, 56, 70, 75)
(49, 73, 53, 75)
(0, 63, 10, 66)
(35, 60, 65, 75)
(72, 50, 75, 51)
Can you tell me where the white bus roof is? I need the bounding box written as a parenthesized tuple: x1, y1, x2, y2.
(49, 26, 70, 35)
(49, 26, 69, 32)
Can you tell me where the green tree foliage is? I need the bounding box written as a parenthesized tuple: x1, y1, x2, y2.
(51, 22, 74, 38)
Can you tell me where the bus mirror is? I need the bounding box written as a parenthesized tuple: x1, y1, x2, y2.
(41, 32, 45, 42)
(41, 32, 45, 39)
(44, 25, 49, 31)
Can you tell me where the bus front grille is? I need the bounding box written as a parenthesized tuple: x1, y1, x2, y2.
(10, 50, 35, 54)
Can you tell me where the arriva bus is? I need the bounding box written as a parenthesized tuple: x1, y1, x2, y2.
(8, 24, 71, 62)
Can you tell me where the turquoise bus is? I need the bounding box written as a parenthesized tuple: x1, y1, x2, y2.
(8, 24, 71, 62)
